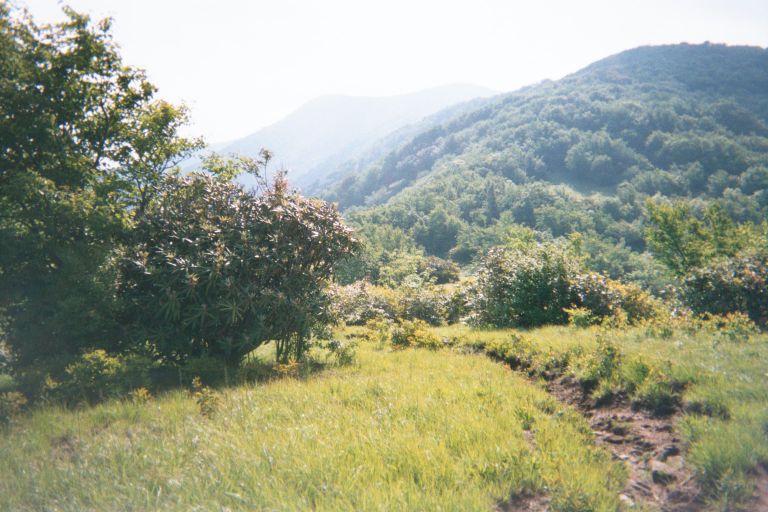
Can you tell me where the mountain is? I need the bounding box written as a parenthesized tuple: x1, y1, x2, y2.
(302, 94, 494, 194)
(203, 84, 496, 187)
(320, 44, 768, 288)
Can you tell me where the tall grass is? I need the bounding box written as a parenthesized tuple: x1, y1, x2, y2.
(0, 345, 623, 511)
(437, 323, 768, 509)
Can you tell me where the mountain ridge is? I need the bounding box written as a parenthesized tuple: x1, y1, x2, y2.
(198, 83, 497, 186)
(321, 43, 768, 288)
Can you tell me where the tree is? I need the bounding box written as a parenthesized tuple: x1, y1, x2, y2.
(0, 6, 200, 366)
(120, 165, 358, 365)
(413, 207, 461, 258)
(644, 200, 745, 276)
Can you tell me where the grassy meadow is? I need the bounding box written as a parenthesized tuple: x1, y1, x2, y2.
(1, 322, 766, 511)
(0, 339, 625, 512)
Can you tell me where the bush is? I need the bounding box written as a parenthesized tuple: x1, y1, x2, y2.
(417, 256, 460, 284)
(0, 391, 27, 425)
(564, 307, 598, 328)
(443, 283, 471, 324)
(329, 282, 398, 325)
(191, 377, 219, 418)
(683, 251, 768, 328)
(46, 350, 152, 405)
(120, 172, 358, 365)
(390, 320, 442, 350)
(700, 312, 759, 342)
(398, 278, 448, 325)
(472, 244, 578, 328)
(570, 273, 659, 324)
(325, 339, 358, 367)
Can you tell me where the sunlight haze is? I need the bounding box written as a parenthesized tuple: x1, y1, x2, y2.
(21, 0, 768, 142)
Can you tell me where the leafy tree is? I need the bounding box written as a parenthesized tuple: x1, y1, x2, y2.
(120, 167, 358, 365)
(413, 207, 462, 258)
(0, 6, 200, 366)
(644, 201, 746, 276)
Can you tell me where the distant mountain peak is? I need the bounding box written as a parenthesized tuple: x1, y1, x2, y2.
(204, 84, 496, 187)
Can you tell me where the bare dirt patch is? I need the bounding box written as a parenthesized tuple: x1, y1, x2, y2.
(748, 464, 768, 512)
(546, 376, 705, 511)
(496, 490, 551, 512)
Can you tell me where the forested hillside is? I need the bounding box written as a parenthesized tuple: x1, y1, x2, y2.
(324, 44, 768, 287)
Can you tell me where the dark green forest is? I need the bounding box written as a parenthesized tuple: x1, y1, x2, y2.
(324, 44, 768, 292)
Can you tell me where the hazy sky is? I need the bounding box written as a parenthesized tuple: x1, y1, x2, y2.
(19, 0, 768, 143)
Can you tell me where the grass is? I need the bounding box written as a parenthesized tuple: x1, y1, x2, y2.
(2, 322, 764, 510)
(0, 342, 625, 511)
(436, 322, 768, 509)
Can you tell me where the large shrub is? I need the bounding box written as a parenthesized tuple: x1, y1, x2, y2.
(328, 282, 399, 325)
(472, 244, 579, 327)
(570, 272, 658, 324)
(398, 277, 449, 326)
(120, 173, 358, 364)
(683, 250, 768, 327)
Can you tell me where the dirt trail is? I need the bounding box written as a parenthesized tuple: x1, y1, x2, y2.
(546, 376, 704, 511)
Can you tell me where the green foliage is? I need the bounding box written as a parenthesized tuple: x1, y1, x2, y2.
(46, 350, 152, 405)
(321, 46, 768, 280)
(564, 307, 597, 328)
(0, 6, 201, 367)
(645, 201, 748, 276)
(472, 244, 579, 327)
(120, 172, 358, 365)
(413, 207, 462, 258)
(417, 256, 461, 284)
(390, 320, 442, 350)
(329, 283, 399, 325)
(0, 391, 27, 425)
(645, 201, 768, 325)
(570, 272, 659, 324)
(330, 280, 463, 327)
(564, 130, 647, 185)
(324, 339, 358, 367)
(471, 243, 657, 330)
(683, 252, 768, 327)
(191, 376, 220, 418)
(397, 277, 448, 325)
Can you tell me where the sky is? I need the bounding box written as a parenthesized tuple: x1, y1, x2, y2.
(18, 0, 768, 143)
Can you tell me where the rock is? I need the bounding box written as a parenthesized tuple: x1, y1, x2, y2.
(619, 494, 635, 507)
(659, 444, 680, 461)
(667, 489, 690, 503)
(650, 460, 677, 485)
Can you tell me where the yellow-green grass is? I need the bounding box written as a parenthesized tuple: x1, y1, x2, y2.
(436, 323, 768, 508)
(0, 344, 624, 511)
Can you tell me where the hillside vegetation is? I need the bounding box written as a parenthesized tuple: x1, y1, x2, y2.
(324, 44, 768, 288)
